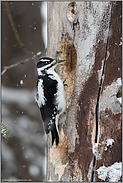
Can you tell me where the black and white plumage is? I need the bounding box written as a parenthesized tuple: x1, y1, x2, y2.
(36, 57, 66, 146)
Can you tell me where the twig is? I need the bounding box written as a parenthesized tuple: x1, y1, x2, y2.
(1, 68, 7, 76)
(2, 2, 47, 76)
(1, 49, 47, 76)
(4, 2, 32, 55)
(1, 58, 31, 75)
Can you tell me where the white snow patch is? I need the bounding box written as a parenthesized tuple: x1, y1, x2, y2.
(119, 41, 122, 46)
(105, 138, 114, 151)
(97, 59, 104, 83)
(117, 97, 122, 104)
(99, 77, 122, 114)
(119, 37, 122, 45)
(93, 143, 98, 156)
(117, 78, 122, 86)
(96, 162, 122, 182)
(97, 166, 108, 181)
(107, 138, 114, 146)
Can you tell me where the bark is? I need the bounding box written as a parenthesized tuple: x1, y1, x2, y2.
(47, 1, 122, 182)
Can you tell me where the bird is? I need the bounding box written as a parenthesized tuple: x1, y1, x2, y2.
(35, 57, 66, 146)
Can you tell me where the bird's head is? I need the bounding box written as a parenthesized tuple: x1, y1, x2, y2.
(37, 57, 65, 75)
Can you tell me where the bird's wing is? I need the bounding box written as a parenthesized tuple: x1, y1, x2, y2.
(38, 74, 58, 134)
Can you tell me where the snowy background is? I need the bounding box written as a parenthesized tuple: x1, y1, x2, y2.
(1, 2, 47, 181)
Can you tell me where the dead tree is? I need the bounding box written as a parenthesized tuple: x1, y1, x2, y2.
(47, 1, 122, 182)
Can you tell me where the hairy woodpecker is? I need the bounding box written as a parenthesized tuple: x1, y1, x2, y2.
(36, 57, 66, 146)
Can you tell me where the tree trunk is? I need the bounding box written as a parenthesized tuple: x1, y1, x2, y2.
(47, 1, 122, 182)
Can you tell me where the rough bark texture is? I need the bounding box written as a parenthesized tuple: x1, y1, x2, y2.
(47, 1, 122, 182)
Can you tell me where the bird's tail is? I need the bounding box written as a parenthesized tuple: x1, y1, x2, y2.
(51, 124, 59, 146)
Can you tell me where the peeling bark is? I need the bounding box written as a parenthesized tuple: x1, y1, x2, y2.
(47, 1, 122, 182)
(95, 2, 122, 182)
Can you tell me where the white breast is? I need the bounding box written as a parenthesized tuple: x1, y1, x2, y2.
(36, 79, 47, 107)
(48, 69, 66, 114)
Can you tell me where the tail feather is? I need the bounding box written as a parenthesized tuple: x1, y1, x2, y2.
(51, 125, 59, 146)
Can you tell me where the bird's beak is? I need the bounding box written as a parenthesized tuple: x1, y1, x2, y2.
(56, 60, 66, 64)
(51, 59, 66, 66)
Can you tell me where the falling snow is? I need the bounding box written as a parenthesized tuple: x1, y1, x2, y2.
(36, 51, 42, 56)
(2, 2, 47, 180)
(20, 80, 23, 85)
(29, 165, 40, 176)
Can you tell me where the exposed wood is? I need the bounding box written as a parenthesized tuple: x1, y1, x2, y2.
(47, 1, 122, 182)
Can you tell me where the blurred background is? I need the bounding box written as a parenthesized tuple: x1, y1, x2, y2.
(1, 1, 47, 181)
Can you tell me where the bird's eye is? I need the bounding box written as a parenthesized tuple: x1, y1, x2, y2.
(46, 61, 50, 64)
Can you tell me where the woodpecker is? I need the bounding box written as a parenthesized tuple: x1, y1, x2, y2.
(36, 57, 66, 146)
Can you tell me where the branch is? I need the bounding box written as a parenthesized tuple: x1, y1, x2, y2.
(1, 58, 31, 75)
(1, 49, 47, 76)
(4, 2, 32, 55)
(2, 2, 47, 76)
